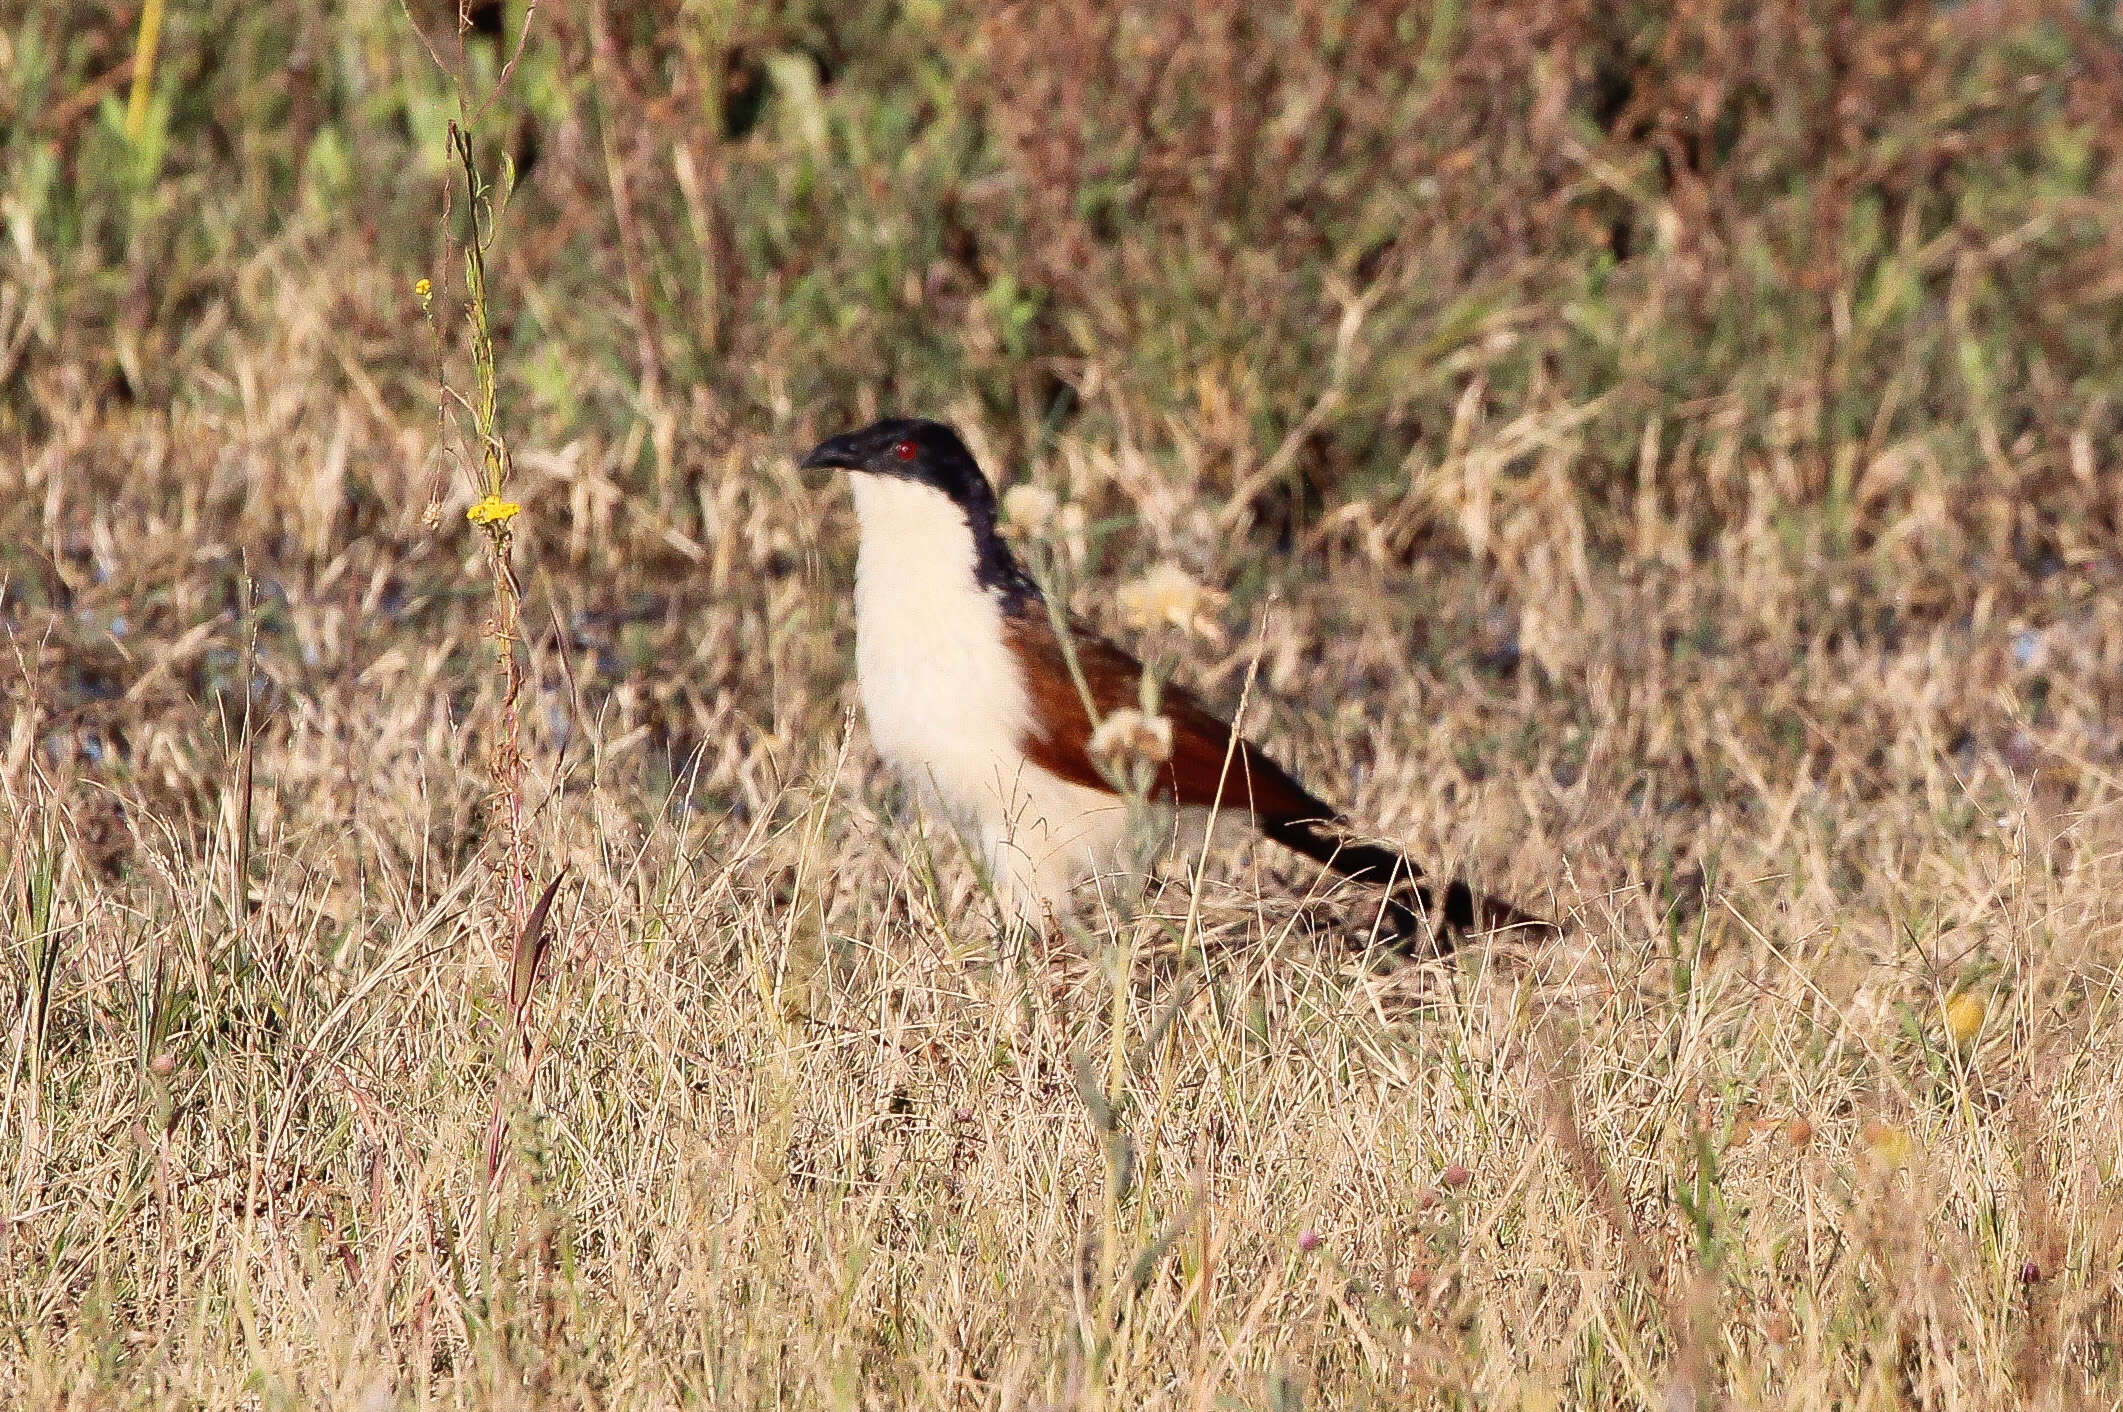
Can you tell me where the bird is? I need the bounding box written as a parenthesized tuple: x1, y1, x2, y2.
(800, 417, 1553, 953)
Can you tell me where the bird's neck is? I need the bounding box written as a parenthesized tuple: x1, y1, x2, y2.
(848, 474, 1038, 613)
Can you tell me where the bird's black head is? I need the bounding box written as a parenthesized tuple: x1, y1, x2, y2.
(799, 418, 997, 515)
(799, 417, 1038, 605)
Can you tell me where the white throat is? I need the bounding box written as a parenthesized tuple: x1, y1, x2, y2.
(849, 473, 989, 632)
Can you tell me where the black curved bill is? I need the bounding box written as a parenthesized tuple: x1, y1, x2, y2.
(799, 432, 866, 470)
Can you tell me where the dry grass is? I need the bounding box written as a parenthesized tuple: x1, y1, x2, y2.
(7, 2, 2123, 1407)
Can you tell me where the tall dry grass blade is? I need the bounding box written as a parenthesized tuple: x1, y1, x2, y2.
(488, 867, 566, 1181)
(232, 567, 258, 926)
(509, 868, 565, 1058)
(20, 820, 61, 1090)
(123, 0, 165, 144)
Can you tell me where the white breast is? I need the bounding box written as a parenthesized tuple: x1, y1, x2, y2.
(848, 474, 1130, 916)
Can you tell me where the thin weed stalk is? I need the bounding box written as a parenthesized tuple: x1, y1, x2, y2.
(411, 3, 556, 1190)
(229, 565, 257, 927)
(407, 0, 541, 936)
(447, 120, 531, 929)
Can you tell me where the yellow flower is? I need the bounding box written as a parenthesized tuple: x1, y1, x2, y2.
(466, 495, 522, 526)
(415, 277, 433, 311)
(1116, 561, 1227, 642)
(1944, 992, 1986, 1048)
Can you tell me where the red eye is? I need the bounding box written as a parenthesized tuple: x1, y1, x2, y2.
(893, 439, 918, 461)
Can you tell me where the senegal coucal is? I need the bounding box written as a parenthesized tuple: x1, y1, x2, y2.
(802, 417, 1551, 952)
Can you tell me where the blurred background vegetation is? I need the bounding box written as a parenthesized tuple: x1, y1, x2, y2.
(9, 0, 2122, 541)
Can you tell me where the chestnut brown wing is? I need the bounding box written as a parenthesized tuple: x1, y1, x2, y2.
(1000, 609, 1330, 822)
(1000, 606, 1555, 949)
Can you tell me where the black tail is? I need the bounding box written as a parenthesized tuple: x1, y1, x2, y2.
(1260, 816, 1554, 956)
